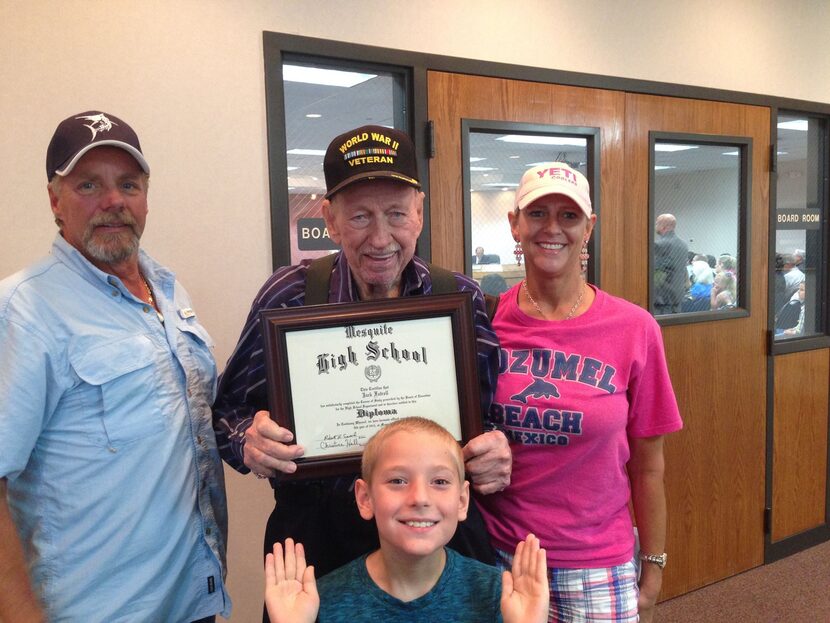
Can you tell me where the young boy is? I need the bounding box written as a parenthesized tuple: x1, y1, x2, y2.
(264, 417, 548, 623)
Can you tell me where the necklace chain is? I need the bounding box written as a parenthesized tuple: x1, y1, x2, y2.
(141, 276, 164, 323)
(522, 280, 585, 320)
(141, 276, 155, 306)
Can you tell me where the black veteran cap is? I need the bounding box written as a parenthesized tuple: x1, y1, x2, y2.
(323, 124, 420, 199)
(46, 111, 149, 180)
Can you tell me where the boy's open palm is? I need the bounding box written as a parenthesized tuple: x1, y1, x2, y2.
(264, 539, 320, 623)
(500, 534, 550, 623)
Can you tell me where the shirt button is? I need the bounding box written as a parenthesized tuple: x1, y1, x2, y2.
(143, 306, 151, 313)
(111, 290, 119, 297)
(205, 527, 212, 535)
(197, 435, 203, 444)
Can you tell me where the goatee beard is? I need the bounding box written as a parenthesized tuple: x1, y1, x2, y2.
(82, 214, 142, 264)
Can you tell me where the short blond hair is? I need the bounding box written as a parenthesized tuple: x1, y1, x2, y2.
(361, 417, 465, 483)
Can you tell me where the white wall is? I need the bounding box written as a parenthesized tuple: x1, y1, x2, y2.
(2, 1, 829, 620)
(655, 168, 741, 258)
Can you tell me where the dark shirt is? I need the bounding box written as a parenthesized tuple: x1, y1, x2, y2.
(317, 548, 502, 622)
(472, 254, 499, 265)
(654, 231, 689, 309)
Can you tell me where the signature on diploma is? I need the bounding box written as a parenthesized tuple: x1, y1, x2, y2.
(317, 432, 367, 450)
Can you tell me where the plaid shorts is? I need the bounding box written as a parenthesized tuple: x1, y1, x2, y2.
(495, 548, 640, 622)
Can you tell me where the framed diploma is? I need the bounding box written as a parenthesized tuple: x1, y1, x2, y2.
(260, 292, 483, 479)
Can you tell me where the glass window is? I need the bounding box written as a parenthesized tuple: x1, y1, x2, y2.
(463, 122, 598, 294)
(650, 134, 750, 320)
(773, 113, 827, 340)
(280, 57, 408, 265)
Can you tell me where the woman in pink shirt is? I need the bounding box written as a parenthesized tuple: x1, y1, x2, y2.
(477, 162, 683, 623)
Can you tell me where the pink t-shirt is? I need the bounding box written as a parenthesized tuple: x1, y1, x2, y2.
(478, 284, 683, 569)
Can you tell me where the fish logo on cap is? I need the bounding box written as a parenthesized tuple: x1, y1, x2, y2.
(75, 113, 117, 141)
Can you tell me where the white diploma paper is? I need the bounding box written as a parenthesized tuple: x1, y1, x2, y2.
(284, 315, 461, 458)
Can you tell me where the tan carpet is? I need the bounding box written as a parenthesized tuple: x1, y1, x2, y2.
(656, 539, 830, 622)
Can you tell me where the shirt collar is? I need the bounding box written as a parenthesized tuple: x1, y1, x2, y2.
(51, 233, 174, 293)
(330, 251, 429, 301)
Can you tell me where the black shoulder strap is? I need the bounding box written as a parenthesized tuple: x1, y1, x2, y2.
(307, 257, 458, 302)
(428, 263, 457, 295)
(484, 293, 500, 320)
(304, 253, 338, 305)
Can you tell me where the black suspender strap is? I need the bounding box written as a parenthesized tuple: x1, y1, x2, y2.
(305, 255, 459, 303)
(484, 293, 500, 320)
(304, 253, 338, 305)
(428, 263, 457, 295)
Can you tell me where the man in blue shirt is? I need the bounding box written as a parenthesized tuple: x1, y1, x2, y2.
(0, 111, 230, 622)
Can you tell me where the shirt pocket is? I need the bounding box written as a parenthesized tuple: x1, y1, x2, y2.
(67, 333, 165, 447)
(176, 321, 217, 403)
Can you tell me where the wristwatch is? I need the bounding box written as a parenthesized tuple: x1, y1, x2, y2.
(639, 552, 667, 569)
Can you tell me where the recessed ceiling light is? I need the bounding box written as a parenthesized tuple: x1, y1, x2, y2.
(305, 113, 322, 118)
(471, 166, 497, 171)
(654, 165, 676, 170)
(777, 119, 808, 131)
(654, 144, 698, 152)
(482, 182, 520, 187)
(470, 157, 487, 162)
(287, 149, 326, 156)
(509, 155, 520, 159)
(283, 64, 376, 87)
(721, 151, 740, 156)
(496, 135, 587, 146)
(286, 166, 298, 171)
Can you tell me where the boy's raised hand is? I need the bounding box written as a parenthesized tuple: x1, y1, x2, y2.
(500, 534, 550, 623)
(264, 538, 319, 623)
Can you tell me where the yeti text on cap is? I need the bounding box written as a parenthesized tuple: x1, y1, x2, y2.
(538, 166, 578, 185)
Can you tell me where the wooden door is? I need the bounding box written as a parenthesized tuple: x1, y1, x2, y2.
(427, 72, 626, 290)
(623, 93, 770, 596)
(427, 71, 770, 599)
(771, 349, 829, 542)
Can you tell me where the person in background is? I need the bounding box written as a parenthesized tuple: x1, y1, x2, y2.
(0, 111, 229, 622)
(781, 253, 805, 300)
(477, 162, 683, 623)
(792, 248, 805, 271)
(710, 272, 737, 311)
(782, 282, 806, 337)
(715, 254, 737, 276)
(473, 246, 500, 265)
(773, 253, 788, 315)
(683, 258, 715, 312)
(653, 213, 689, 314)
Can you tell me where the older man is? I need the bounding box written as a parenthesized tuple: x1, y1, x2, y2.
(213, 125, 510, 583)
(0, 112, 229, 622)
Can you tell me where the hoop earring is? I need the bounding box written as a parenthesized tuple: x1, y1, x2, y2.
(580, 238, 590, 273)
(513, 240, 523, 267)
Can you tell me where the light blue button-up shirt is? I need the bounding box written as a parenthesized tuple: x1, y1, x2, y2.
(0, 235, 231, 622)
